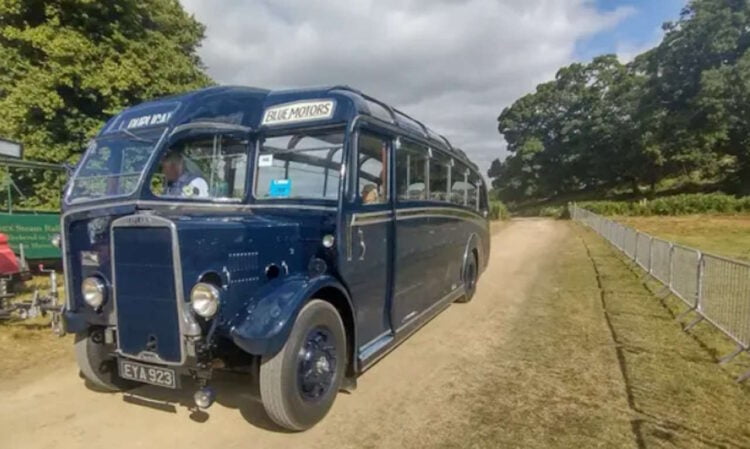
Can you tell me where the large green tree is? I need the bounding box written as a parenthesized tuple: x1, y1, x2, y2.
(0, 0, 212, 208)
(490, 0, 750, 203)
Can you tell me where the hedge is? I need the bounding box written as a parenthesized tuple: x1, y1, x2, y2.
(577, 193, 750, 216)
(489, 201, 510, 220)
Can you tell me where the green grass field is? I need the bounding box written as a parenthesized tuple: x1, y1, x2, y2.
(619, 215, 750, 261)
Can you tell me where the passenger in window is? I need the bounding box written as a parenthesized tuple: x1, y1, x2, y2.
(361, 184, 380, 204)
(160, 150, 209, 198)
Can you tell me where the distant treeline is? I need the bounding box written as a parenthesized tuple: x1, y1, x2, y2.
(490, 0, 750, 204)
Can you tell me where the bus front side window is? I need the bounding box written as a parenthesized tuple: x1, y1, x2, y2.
(255, 130, 344, 200)
(151, 134, 248, 200)
(358, 133, 389, 205)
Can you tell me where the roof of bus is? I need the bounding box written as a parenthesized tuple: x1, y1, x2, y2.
(103, 85, 478, 171)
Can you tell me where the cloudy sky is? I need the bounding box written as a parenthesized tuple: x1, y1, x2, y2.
(180, 0, 685, 175)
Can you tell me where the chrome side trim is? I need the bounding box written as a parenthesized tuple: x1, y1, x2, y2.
(62, 199, 337, 219)
(358, 330, 393, 361)
(110, 214, 187, 366)
(396, 206, 486, 223)
(351, 210, 393, 226)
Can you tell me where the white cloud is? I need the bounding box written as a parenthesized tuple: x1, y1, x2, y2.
(181, 0, 632, 175)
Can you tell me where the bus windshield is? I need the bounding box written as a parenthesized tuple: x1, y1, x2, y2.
(65, 127, 167, 204)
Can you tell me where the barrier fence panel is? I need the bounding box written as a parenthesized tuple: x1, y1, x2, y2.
(650, 238, 672, 285)
(570, 203, 750, 379)
(623, 227, 638, 259)
(635, 232, 652, 271)
(670, 245, 701, 308)
(700, 254, 750, 349)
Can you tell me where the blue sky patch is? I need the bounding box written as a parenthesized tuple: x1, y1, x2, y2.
(576, 0, 686, 62)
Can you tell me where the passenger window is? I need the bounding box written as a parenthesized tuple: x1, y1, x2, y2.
(255, 130, 343, 200)
(479, 180, 488, 212)
(151, 134, 247, 200)
(467, 173, 481, 210)
(395, 140, 428, 201)
(358, 133, 389, 205)
(429, 150, 450, 202)
(451, 162, 469, 206)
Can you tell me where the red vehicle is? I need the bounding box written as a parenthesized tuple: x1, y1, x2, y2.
(0, 233, 21, 276)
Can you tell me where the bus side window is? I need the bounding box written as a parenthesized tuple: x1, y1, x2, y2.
(358, 133, 389, 205)
(429, 150, 450, 202)
(467, 172, 481, 210)
(395, 140, 428, 201)
(479, 180, 489, 212)
(451, 161, 469, 206)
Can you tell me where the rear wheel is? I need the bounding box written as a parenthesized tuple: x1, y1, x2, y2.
(457, 251, 478, 303)
(259, 299, 346, 431)
(75, 328, 133, 392)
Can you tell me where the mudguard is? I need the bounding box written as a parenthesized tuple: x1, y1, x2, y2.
(62, 310, 90, 334)
(230, 274, 352, 357)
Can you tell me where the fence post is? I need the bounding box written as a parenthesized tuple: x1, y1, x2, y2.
(683, 253, 705, 331)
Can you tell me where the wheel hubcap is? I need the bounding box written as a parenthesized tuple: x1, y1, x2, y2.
(297, 327, 337, 402)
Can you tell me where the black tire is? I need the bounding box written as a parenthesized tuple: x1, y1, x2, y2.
(74, 328, 134, 392)
(457, 251, 478, 303)
(259, 299, 346, 431)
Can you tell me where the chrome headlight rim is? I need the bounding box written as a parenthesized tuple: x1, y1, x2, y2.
(190, 282, 220, 318)
(81, 276, 106, 309)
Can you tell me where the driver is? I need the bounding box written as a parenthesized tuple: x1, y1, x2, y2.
(161, 150, 209, 198)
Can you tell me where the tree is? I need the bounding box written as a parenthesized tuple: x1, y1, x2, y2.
(490, 0, 750, 203)
(0, 0, 212, 209)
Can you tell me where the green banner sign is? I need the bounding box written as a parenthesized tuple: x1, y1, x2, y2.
(0, 212, 60, 260)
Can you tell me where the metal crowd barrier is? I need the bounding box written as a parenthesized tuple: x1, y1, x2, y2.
(570, 204, 750, 382)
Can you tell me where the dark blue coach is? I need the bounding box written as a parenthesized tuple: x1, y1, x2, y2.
(60, 85, 490, 430)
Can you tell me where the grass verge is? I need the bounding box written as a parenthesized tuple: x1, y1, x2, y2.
(0, 275, 70, 384)
(619, 215, 750, 261)
(438, 222, 750, 448)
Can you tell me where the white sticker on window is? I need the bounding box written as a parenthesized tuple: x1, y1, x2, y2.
(258, 154, 274, 167)
(261, 100, 335, 126)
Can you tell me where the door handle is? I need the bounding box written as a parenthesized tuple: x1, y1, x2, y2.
(358, 228, 366, 261)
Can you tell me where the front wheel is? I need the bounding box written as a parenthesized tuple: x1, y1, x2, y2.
(259, 300, 346, 431)
(75, 328, 134, 392)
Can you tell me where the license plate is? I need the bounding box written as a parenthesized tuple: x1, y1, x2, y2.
(118, 359, 178, 389)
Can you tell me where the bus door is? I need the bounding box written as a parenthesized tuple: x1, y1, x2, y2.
(391, 140, 433, 329)
(339, 130, 395, 351)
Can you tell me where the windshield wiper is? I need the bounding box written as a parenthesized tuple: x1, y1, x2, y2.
(119, 128, 157, 143)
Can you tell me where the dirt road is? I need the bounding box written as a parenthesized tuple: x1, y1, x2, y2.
(0, 219, 563, 449)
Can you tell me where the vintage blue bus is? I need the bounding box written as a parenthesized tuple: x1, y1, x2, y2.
(60, 85, 490, 430)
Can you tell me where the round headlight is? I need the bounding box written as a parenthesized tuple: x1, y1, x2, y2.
(190, 283, 220, 318)
(82, 276, 106, 309)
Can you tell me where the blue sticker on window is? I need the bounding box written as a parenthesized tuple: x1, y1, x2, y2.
(269, 179, 291, 197)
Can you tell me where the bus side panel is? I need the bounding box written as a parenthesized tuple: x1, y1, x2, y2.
(423, 215, 462, 303)
(392, 214, 432, 328)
